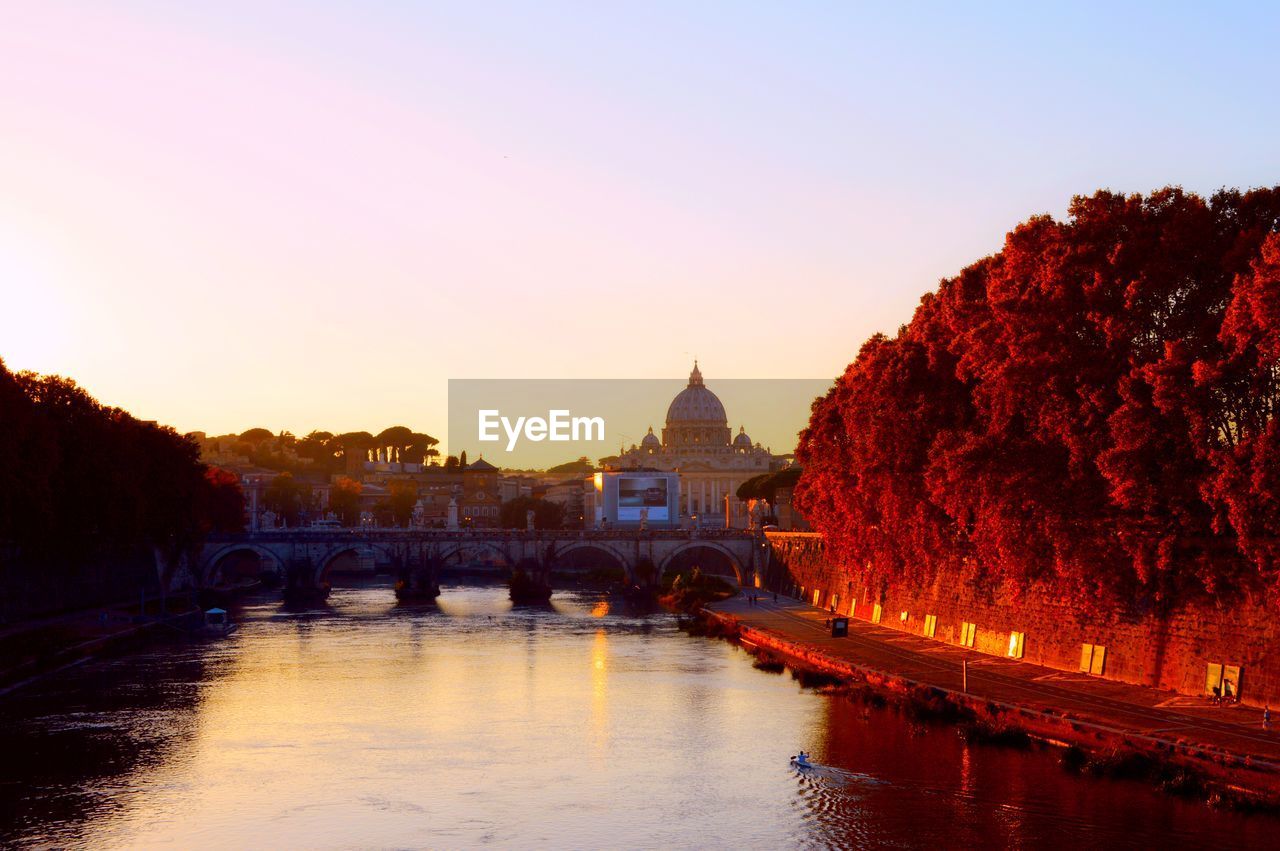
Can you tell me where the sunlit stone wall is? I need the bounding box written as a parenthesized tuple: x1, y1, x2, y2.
(765, 532, 1280, 708)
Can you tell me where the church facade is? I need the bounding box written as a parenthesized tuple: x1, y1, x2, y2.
(600, 363, 784, 528)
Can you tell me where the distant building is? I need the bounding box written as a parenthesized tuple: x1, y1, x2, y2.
(541, 478, 587, 528)
(460, 456, 501, 527)
(771, 485, 810, 531)
(601, 363, 786, 528)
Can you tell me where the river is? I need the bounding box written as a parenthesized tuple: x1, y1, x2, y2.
(1, 581, 1275, 849)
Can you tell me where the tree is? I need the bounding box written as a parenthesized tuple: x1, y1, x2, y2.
(329, 476, 363, 525)
(263, 473, 305, 527)
(239, 427, 274, 445)
(0, 358, 245, 617)
(547, 456, 594, 477)
(295, 431, 335, 469)
(736, 467, 801, 503)
(372, 426, 440, 465)
(200, 467, 246, 533)
(459, 450, 468, 469)
(500, 496, 564, 530)
(388, 479, 418, 527)
(328, 431, 374, 469)
(795, 186, 1280, 610)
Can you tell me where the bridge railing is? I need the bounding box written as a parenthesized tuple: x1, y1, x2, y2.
(205, 527, 757, 543)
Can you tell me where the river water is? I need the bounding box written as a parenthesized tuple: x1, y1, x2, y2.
(1, 581, 1275, 849)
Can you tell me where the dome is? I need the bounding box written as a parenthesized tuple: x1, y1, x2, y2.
(641, 426, 661, 449)
(665, 361, 727, 425)
(733, 426, 752, 448)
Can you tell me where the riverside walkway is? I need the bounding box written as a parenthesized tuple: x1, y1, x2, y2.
(710, 593, 1280, 768)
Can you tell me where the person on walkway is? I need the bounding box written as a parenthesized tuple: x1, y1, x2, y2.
(1264, 706, 1271, 730)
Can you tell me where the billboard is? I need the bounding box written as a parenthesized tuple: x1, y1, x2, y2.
(617, 475, 669, 521)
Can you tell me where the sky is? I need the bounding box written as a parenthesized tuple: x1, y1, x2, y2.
(2, 2, 1278, 445)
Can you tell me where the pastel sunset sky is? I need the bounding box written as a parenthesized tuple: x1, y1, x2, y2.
(2, 2, 1278, 443)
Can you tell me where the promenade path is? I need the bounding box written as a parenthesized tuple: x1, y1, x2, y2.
(710, 593, 1280, 766)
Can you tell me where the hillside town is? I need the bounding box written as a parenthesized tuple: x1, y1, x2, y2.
(192, 365, 806, 532)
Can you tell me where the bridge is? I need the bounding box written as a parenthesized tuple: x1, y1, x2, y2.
(194, 528, 764, 601)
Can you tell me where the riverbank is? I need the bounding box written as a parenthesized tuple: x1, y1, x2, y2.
(0, 598, 199, 697)
(704, 593, 1280, 810)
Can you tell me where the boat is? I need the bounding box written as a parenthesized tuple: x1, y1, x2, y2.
(790, 754, 814, 769)
(197, 607, 239, 637)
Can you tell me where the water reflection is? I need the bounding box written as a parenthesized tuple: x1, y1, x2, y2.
(0, 581, 1277, 849)
(801, 683, 1277, 849)
(590, 628, 610, 758)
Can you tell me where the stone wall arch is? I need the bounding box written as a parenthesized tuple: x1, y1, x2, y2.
(657, 541, 744, 584)
(202, 544, 284, 586)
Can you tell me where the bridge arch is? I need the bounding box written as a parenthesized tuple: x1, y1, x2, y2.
(435, 541, 514, 567)
(203, 544, 284, 586)
(552, 542, 631, 578)
(314, 543, 393, 584)
(657, 541, 745, 585)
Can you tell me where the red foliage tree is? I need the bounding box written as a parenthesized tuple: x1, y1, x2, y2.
(200, 467, 246, 534)
(796, 187, 1280, 610)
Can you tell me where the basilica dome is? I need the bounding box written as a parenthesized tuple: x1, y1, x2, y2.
(733, 426, 753, 448)
(665, 362, 728, 425)
(641, 427, 661, 450)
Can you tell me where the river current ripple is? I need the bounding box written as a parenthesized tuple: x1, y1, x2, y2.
(1, 581, 1275, 849)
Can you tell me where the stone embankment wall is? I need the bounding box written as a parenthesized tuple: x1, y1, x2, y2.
(764, 532, 1280, 708)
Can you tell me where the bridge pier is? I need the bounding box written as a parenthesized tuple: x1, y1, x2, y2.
(509, 541, 553, 604)
(283, 556, 329, 604)
(395, 551, 441, 602)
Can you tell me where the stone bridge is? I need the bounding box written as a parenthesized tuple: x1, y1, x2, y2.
(196, 528, 763, 599)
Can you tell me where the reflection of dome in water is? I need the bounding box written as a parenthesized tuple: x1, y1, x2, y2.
(665, 361, 727, 425)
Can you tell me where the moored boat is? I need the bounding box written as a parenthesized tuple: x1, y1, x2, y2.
(198, 607, 238, 637)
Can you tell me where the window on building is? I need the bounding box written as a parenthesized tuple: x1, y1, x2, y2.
(1080, 643, 1106, 676)
(871, 603, 883, 624)
(960, 621, 977, 648)
(923, 614, 937, 638)
(1007, 631, 1025, 659)
(1206, 663, 1243, 700)
(1224, 665, 1242, 700)
(1205, 663, 1223, 696)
